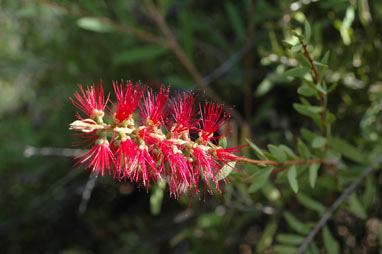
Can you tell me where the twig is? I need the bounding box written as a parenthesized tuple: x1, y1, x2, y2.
(297, 157, 382, 254)
(78, 175, 97, 214)
(299, 40, 327, 152)
(24, 145, 87, 157)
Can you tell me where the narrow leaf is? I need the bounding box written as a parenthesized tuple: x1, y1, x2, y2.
(323, 226, 340, 254)
(296, 193, 325, 214)
(284, 67, 310, 78)
(216, 161, 236, 181)
(274, 245, 299, 254)
(305, 20, 311, 43)
(298, 85, 317, 97)
(268, 144, 286, 162)
(297, 139, 311, 160)
(288, 166, 299, 193)
(246, 138, 267, 160)
(248, 166, 273, 193)
(276, 234, 305, 245)
(309, 163, 320, 188)
(77, 17, 114, 33)
(291, 44, 303, 52)
(283, 212, 311, 234)
(312, 136, 326, 148)
(348, 193, 367, 219)
(330, 138, 366, 164)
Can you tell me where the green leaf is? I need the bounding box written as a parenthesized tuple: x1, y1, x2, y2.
(298, 139, 311, 160)
(323, 226, 340, 254)
(293, 103, 322, 118)
(276, 234, 305, 245)
(279, 145, 298, 159)
(305, 20, 311, 43)
(313, 61, 329, 68)
(246, 139, 267, 160)
(326, 112, 337, 125)
(296, 193, 325, 214)
(315, 84, 327, 95)
(273, 245, 299, 254)
(348, 193, 367, 219)
(362, 176, 375, 209)
(321, 51, 330, 65)
(298, 85, 316, 97)
(283, 212, 311, 235)
(291, 44, 303, 52)
(216, 161, 236, 181)
(284, 67, 310, 78)
(114, 46, 169, 65)
(256, 218, 279, 253)
(248, 166, 273, 193)
(150, 181, 166, 215)
(268, 144, 286, 162)
(224, 2, 246, 43)
(77, 17, 114, 33)
(300, 128, 315, 143)
(296, 53, 312, 68)
(288, 166, 299, 193)
(309, 163, 320, 188)
(218, 137, 227, 149)
(312, 136, 326, 148)
(330, 138, 366, 164)
(282, 40, 294, 49)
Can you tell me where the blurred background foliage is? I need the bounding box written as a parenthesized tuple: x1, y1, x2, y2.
(0, 0, 381, 253)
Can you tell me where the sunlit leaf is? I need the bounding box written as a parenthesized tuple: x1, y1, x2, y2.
(77, 17, 114, 33)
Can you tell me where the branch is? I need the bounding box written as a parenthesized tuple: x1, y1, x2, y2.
(297, 157, 382, 254)
(299, 40, 327, 152)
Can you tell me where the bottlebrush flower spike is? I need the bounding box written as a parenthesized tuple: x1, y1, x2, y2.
(69, 80, 244, 201)
(70, 81, 108, 120)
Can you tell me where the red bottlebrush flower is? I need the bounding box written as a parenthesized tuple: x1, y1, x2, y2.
(75, 138, 116, 177)
(112, 81, 145, 123)
(156, 140, 193, 198)
(199, 102, 231, 142)
(140, 86, 170, 126)
(128, 145, 160, 187)
(70, 82, 108, 119)
(170, 92, 198, 136)
(192, 147, 221, 193)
